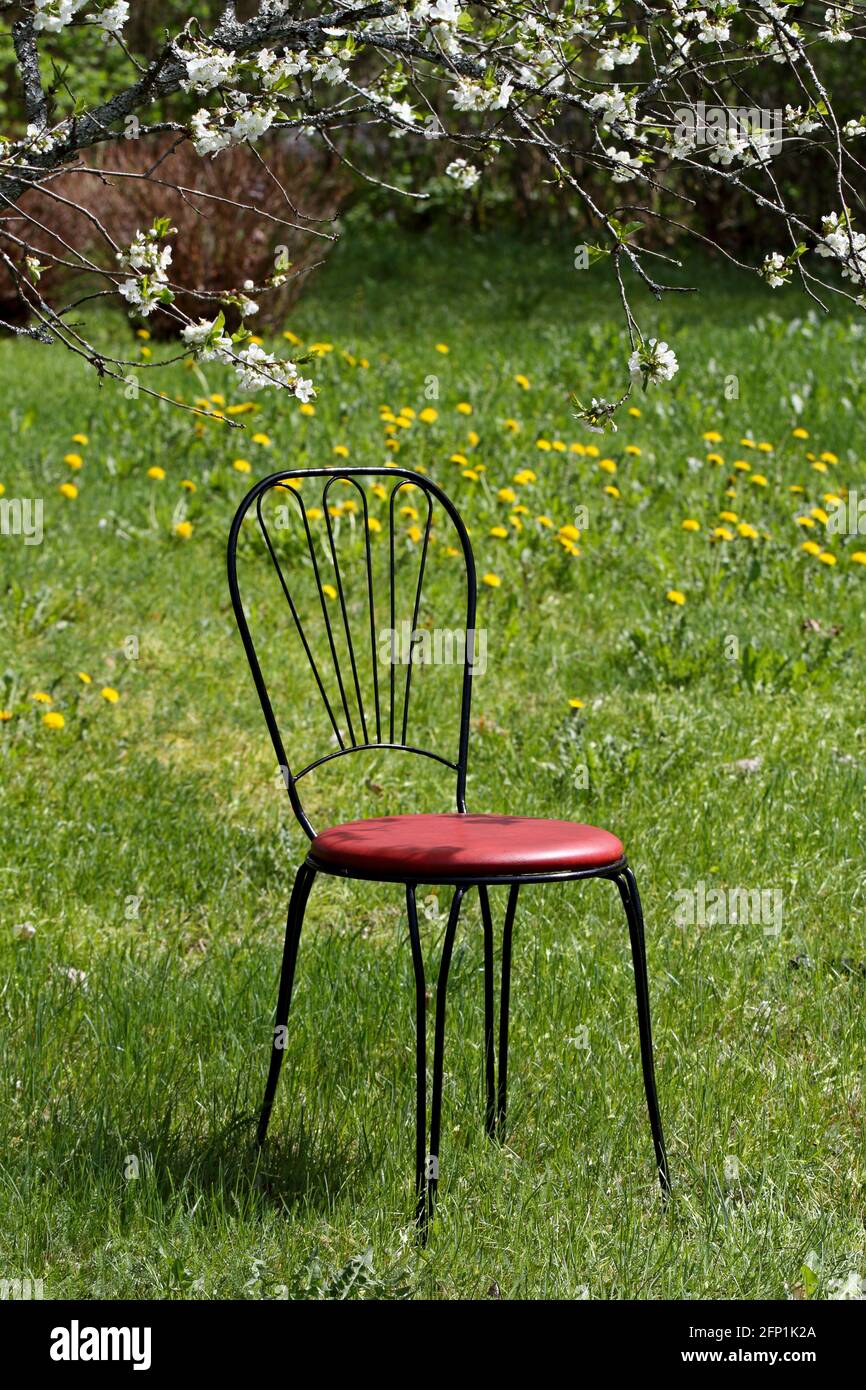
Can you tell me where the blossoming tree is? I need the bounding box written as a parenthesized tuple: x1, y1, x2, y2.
(1, 1, 865, 426)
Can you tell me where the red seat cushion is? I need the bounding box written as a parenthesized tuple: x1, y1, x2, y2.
(310, 813, 624, 879)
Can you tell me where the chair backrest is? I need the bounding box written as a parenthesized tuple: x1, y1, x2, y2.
(227, 466, 478, 838)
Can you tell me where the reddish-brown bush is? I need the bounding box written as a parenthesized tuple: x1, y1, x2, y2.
(1, 134, 352, 336)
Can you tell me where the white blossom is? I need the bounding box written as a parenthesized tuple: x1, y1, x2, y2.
(446, 158, 480, 190)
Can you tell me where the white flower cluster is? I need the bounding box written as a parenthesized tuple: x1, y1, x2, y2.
(761, 252, 790, 288)
(116, 228, 173, 316)
(33, 0, 88, 34)
(181, 317, 315, 399)
(97, 2, 129, 33)
(445, 158, 480, 190)
(628, 337, 679, 385)
(820, 6, 853, 43)
(843, 117, 866, 139)
(190, 98, 279, 156)
(450, 78, 513, 112)
(816, 212, 866, 284)
(605, 146, 643, 183)
(596, 37, 641, 71)
(755, 20, 803, 65)
(785, 105, 822, 135)
(179, 44, 239, 95)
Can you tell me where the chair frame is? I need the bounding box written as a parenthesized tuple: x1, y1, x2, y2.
(228, 465, 669, 1233)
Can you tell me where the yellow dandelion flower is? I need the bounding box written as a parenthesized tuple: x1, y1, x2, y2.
(482, 572, 501, 588)
(514, 470, 537, 485)
(64, 453, 83, 469)
(0, 710, 12, 722)
(536, 515, 554, 528)
(707, 453, 725, 466)
(850, 552, 866, 565)
(757, 442, 773, 452)
(322, 584, 337, 599)
(789, 484, 805, 494)
(792, 427, 809, 439)
(739, 438, 756, 448)
(552, 441, 566, 453)
(818, 551, 836, 565)
(703, 431, 723, 443)
(737, 523, 759, 539)
(628, 407, 641, 418)
(467, 430, 480, 447)
(407, 524, 422, 543)
(367, 517, 382, 533)
(720, 510, 738, 523)
(147, 466, 165, 481)
(282, 330, 301, 345)
(100, 686, 120, 703)
(333, 445, 350, 458)
(820, 451, 838, 464)
(811, 507, 829, 524)
(435, 343, 449, 354)
(569, 442, 586, 455)
(503, 418, 520, 432)
(514, 374, 530, 389)
(498, 487, 517, 503)
(32, 691, 53, 704)
(78, 672, 92, 684)
(450, 453, 468, 466)
(796, 516, 815, 529)
(59, 482, 78, 499)
(71, 433, 89, 444)
(307, 508, 324, 521)
(43, 712, 65, 730)
(568, 698, 585, 710)
(749, 474, 768, 487)
(536, 438, 552, 451)
(811, 461, 828, 473)
(490, 526, 509, 539)
(625, 445, 641, 456)
(666, 589, 686, 606)
(419, 407, 438, 424)
(456, 402, 472, 415)
(558, 523, 580, 541)
(801, 541, 821, 556)
(712, 526, 734, 541)
(681, 519, 700, 532)
(585, 445, 600, 458)
(181, 479, 196, 492)
(604, 485, 620, 499)
(174, 521, 193, 540)
(252, 433, 272, 445)
(599, 458, 617, 475)
(233, 459, 252, 473)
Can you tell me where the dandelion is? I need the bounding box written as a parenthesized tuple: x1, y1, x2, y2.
(333, 445, 349, 458)
(706, 453, 724, 466)
(467, 430, 480, 448)
(552, 441, 566, 452)
(450, 453, 468, 466)
(681, 519, 700, 532)
(299, 404, 315, 417)
(749, 474, 768, 487)
(738, 523, 759, 539)
(233, 459, 252, 473)
(456, 402, 472, 415)
(818, 551, 837, 565)
(181, 479, 196, 492)
(801, 541, 822, 556)
(559, 524, 580, 541)
(482, 573, 501, 588)
(599, 458, 617, 475)
(514, 374, 530, 389)
(820, 452, 838, 464)
(147, 466, 165, 481)
(64, 453, 83, 469)
(703, 431, 723, 443)
(367, 517, 382, 533)
(322, 584, 337, 599)
(252, 433, 271, 445)
(0, 710, 12, 721)
(604, 485, 620, 498)
(283, 330, 301, 345)
(59, 482, 78, 499)
(628, 407, 641, 418)
(851, 552, 866, 565)
(568, 698, 585, 709)
(666, 589, 686, 605)
(78, 672, 92, 684)
(498, 487, 517, 503)
(101, 687, 120, 703)
(514, 470, 537, 485)
(32, 691, 52, 704)
(712, 526, 734, 541)
(71, 433, 89, 445)
(407, 525, 422, 543)
(536, 515, 554, 528)
(175, 521, 193, 539)
(757, 442, 774, 453)
(720, 511, 738, 523)
(419, 407, 438, 424)
(811, 461, 828, 473)
(625, 445, 641, 456)
(536, 439, 552, 451)
(490, 526, 509, 539)
(503, 418, 520, 432)
(435, 343, 449, 354)
(792, 427, 809, 439)
(43, 711, 65, 729)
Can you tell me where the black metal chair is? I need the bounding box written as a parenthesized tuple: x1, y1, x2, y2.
(227, 465, 669, 1233)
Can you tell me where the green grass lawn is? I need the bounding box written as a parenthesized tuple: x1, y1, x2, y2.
(1, 224, 865, 1299)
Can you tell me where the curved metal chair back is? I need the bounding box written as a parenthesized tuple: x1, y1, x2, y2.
(227, 466, 478, 838)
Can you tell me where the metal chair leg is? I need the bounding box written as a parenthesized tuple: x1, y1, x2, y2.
(256, 861, 317, 1148)
(477, 885, 497, 1137)
(405, 885, 428, 1226)
(615, 867, 670, 1196)
(425, 886, 466, 1233)
(497, 884, 520, 1134)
